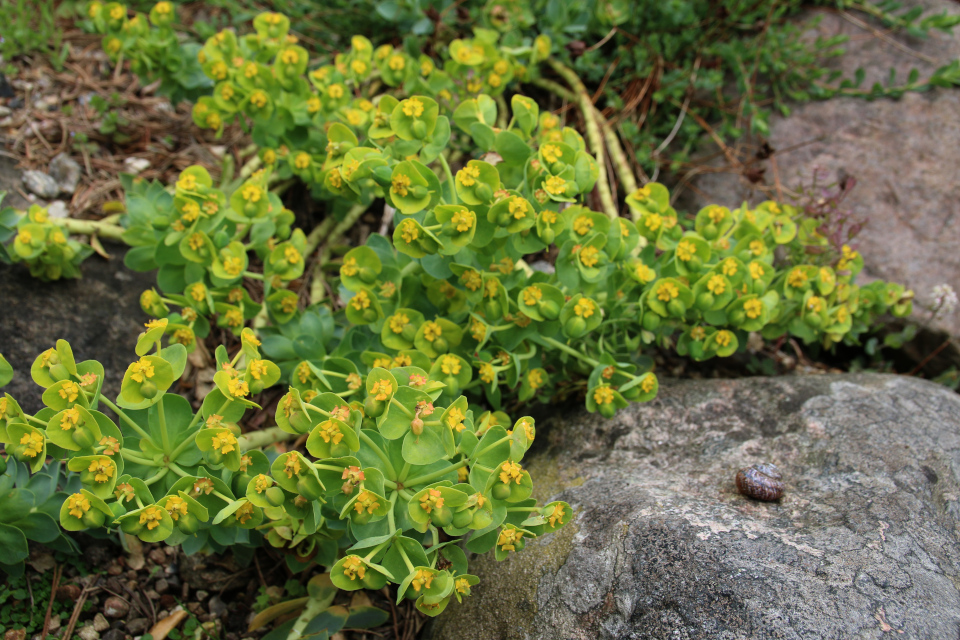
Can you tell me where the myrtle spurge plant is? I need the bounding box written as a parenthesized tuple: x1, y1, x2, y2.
(0, 198, 94, 281)
(0, 331, 571, 618)
(28, 5, 909, 418)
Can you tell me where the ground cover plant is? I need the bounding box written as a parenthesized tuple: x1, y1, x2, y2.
(0, 1, 943, 638)
(74, 0, 960, 179)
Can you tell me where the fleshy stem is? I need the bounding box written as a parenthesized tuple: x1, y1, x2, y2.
(120, 449, 157, 466)
(396, 541, 416, 574)
(537, 335, 601, 368)
(358, 430, 398, 478)
(438, 154, 458, 205)
(287, 588, 336, 640)
(54, 218, 126, 241)
(238, 426, 298, 450)
(404, 458, 468, 487)
(304, 202, 369, 307)
(156, 398, 171, 453)
(99, 396, 155, 445)
(544, 59, 618, 220)
(386, 491, 398, 534)
(533, 72, 639, 199)
(144, 468, 168, 486)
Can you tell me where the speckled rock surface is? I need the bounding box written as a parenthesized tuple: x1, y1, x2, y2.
(0, 245, 154, 412)
(427, 374, 960, 639)
(681, 0, 960, 336)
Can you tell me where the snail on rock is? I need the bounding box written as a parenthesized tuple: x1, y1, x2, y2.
(735, 463, 784, 502)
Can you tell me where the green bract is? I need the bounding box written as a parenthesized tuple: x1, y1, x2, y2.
(0, 333, 569, 627)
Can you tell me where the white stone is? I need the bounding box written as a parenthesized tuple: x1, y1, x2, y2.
(123, 157, 151, 175)
(46, 201, 68, 219)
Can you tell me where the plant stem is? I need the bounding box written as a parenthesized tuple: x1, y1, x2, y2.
(546, 59, 618, 220)
(238, 426, 298, 450)
(55, 217, 126, 241)
(538, 335, 601, 367)
(24, 414, 47, 427)
(404, 458, 468, 487)
(396, 541, 416, 573)
(157, 397, 171, 453)
(167, 430, 199, 461)
(303, 216, 336, 259)
(494, 94, 509, 129)
(144, 468, 168, 486)
(536, 76, 640, 196)
(326, 203, 369, 249)
(386, 491, 398, 534)
(120, 449, 158, 466)
(438, 154, 458, 205)
(238, 155, 262, 182)
(363, 538, 393, 561)
(359, 430, 398, 478)
(168, 462, 191, 477)
(100, 396, 156, 445)
(474, 435, 513, 460)
(286, 594, 332, 640)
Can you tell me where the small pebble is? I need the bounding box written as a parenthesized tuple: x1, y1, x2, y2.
(47, 200, 68, 219)
(93, 614, 110, 632)
(102, 630, 125, 640)
(22, 170, 60, 199)
(77, 626, 99, 640)
(195, 590, 209, 602)
(208, 595, 227, 618)
(123, 157, 151, 175)
(155, 578, 169, 594)
(146, 590, 161, 601)
(56, 584, 82, 601)
(103, 596, 129, 619)
(149, 548, 167, 564)
(126, 619, 149, 635)
(49, 153, 81, 194)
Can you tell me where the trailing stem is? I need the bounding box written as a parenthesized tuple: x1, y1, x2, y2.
(56, 218, 126, 242)
(238, 426, 298, 450)
(535, 69, 639, 200)
(544, 60, 618, 219)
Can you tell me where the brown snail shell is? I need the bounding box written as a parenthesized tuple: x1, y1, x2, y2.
(735, 463, 784, 502)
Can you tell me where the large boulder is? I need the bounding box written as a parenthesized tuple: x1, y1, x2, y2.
(427, 374, 960, 639)
(681, 0, 960, 336)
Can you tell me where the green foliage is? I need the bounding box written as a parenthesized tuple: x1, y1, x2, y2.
(0, 0, 64, 62)
(0, 331, 570, 620)
(84, 0, 960, 175)
(1, 197, 94, 281)
(0, 563, 92, 635)
(27, 7, 907, 416)
(0, 365, 82, 579)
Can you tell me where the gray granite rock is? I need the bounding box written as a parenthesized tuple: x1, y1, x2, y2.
(0, 245, 155, 413)
(427, 374, 960, 639)
(49, 153, 81, 195)
(21, 169, 59, 199)
(681, 0, 960, 336)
